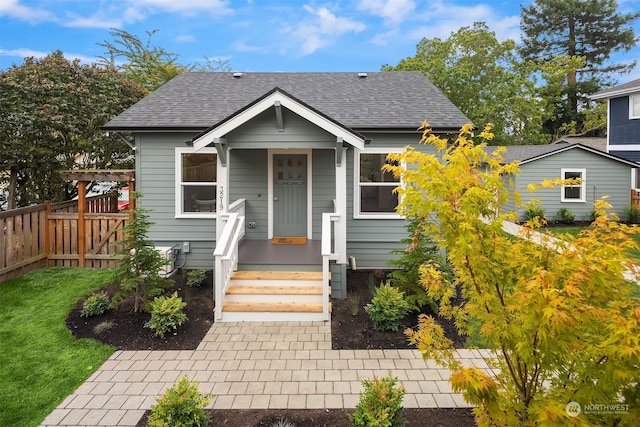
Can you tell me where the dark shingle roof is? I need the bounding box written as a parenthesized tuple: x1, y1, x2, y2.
(590, 78, 640, 99)
(484, 143, 639, 167)
(103, 72, 470, 131)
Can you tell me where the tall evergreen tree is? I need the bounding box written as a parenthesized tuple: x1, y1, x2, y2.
(520, 0, 639, 137)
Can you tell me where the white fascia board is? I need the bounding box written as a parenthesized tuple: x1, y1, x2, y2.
(193, 90, 365, 151)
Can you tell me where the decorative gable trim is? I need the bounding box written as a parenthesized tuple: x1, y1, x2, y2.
(192, 87, 366, 151)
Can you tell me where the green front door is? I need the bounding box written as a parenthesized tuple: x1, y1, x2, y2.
(273, 154, 307, 237)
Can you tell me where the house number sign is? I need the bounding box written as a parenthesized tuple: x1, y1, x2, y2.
(218, 186, 224, 211)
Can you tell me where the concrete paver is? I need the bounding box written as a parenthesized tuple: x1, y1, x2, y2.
(40, 321, 487, 427)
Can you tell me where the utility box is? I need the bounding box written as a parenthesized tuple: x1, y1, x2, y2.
(155, 246, 175, 278)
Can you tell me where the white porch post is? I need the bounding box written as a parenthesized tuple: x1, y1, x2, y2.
(336, 147, 348, 264)
(216, 154, 229, 241)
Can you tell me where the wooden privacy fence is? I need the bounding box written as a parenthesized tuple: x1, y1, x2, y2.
(1, 194, 130, 283)
(632, 189, 640, 208)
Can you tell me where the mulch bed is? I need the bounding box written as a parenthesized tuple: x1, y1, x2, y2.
(67, 269, 476, 427)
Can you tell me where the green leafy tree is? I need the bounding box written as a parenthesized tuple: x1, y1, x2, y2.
(98, 28, 230, 93)
(384, 23, 550, 145)
(0, 51, 145, 208)
(112, 193, 172, 313)
(520, 0, 639, 137)
(386, 123, 640, 426)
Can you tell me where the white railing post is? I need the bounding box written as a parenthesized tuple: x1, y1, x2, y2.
(213, 199, 245, 322)
(321, 211, 340, 321)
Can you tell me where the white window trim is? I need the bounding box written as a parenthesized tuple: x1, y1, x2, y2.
(560, 168, 586, 203)
(354, 148, 404, 219)
(630, 94, 640, 119)
(175, 147, 217, 219)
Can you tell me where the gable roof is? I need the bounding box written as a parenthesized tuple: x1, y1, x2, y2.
(589, 78, 640, 100)
(551, 136, 606, 152)
(485, 143, 639, 167)
(103, 71, 471, 132)
(192, 88, 366, 151)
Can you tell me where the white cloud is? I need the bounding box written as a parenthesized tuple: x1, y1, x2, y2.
(358, 0, 416, 25)
(293, 5, 366, 55)
(0, 48, 98, 65)
(130, 0, 234, 16)
(64, 13, 127, 29)
(0, 0, 52, 23)
(175, 34, 196, 43)
(404, 1, 520, 42)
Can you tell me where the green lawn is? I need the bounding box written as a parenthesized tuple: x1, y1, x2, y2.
(550, 225, 640, 263)
(0, 268, 116, 427)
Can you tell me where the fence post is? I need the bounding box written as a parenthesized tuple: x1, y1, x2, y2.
(78, 181, 86, 267)
(45, 202, 51, 266)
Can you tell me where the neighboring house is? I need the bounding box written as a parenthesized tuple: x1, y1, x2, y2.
(103, 71, 469, 321)
(551, 136, 606, 152)
(590, 78, 640, 163)
(487, 143, 638, 222)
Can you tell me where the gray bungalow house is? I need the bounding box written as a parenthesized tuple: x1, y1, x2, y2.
(590, 78, 640, 163)
(488, 143, 639, 222)
(103, 71, 469, 322)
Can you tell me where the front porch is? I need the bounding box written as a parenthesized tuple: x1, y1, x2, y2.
(213, 199, 340, 323)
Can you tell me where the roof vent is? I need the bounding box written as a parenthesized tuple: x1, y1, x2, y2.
(357, 72, 368, 78)
(232, 72, 243, 78)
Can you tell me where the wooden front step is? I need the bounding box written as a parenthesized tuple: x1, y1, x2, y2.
(227, 284, 330, 295)
(222, 301, 331, 313)
(230, 270, 328, 281)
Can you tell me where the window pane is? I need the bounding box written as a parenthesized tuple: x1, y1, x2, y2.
(564, 186, 581, 200)
(632, 95, 640, 117)
(183, 185, 216, 212)
(564, 171, 581, 181)
(360, 153, 399, 183)
(360, 186, 398, 213)
(182, 153, 216, 182)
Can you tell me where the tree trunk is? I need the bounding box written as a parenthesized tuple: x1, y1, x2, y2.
(8, 166, 17, 210)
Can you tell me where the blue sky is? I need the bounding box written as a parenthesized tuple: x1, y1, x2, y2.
(1, 0, 639, 82)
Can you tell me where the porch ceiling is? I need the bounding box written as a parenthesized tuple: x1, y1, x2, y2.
(192, 88, 366, 152)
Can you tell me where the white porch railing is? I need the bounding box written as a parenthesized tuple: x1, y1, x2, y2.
(321, 202, 340, 321)
(214, 199, 246, 321)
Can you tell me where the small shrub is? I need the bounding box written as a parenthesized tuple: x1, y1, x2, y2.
(554, 207, 575, 224)
(270, 419, 296, 427)
(80, 291, 110, 317)
(186, 269, 208, 287)
(350, 372, 406, 427)
(388, 217, 443, 311)
(587, 208, 600, 222)
(144, 292, 187, 338)
(525, 204, 546, 223)
(364, 283, 411, 332)
(350, 293, 360, 316)
(367, 273, 377, 296)
(93, 321, 114, 335)
(624, 205, 640, 224)
(147, 375, 211, 427)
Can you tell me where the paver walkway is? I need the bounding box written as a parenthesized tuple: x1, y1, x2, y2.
(41, 322, 491, 427)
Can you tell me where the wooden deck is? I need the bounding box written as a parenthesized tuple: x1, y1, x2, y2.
(237, 239, 322, 265)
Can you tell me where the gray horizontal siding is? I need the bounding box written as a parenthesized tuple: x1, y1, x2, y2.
(312, 149, 336, 240)
(229, 149, 269, 239)
(345, 132, 429, 268)
(137, 132, 217, 242)
(227, 108, 337, 148)
(514, 149, 633, 221)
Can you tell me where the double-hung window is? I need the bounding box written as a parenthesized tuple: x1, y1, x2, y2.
(175, 147, 217, 217)
(561, 168, 586, 203)
(630, 94, 640, 119)
(355, 149, 402, 218)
